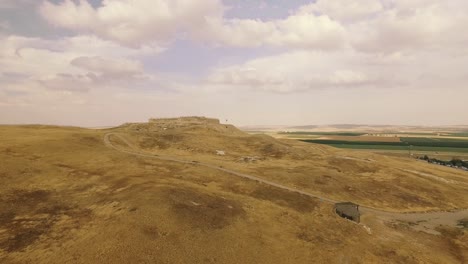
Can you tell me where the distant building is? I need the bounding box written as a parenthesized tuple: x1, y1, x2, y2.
(335, 202, 360, 223)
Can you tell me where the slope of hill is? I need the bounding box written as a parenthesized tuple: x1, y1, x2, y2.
(0, 117, 467, 263)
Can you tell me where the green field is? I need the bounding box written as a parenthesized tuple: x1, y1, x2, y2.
(322, 144, 468, 153)
(302, 137, 468, 146)
(279, 132, 365, 136)
(448, 132, 468, 137)
(401, 137, 468, 148)
(301, 137, 468, 153)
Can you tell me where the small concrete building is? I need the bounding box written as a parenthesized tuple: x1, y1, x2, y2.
(335, 202, 360, 223)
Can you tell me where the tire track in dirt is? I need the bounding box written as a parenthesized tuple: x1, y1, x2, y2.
(103, 133, 468, 233)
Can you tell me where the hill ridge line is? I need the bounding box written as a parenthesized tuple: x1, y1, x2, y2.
(103, 132, 468, 219)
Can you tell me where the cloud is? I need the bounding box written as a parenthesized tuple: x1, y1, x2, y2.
(292, 0, 468, 55)
(0, 34, 164, 95)
(38, 73, 97, 92)
(40, 0, 223, 48)
(40, 0, 346, 50)
(44, 56, 154, 92)
(59, 35, 164, 56)
(2, 0, 468, 126)
(71, 56, 143, 77)
(0, 34, 162, 65)
(200, 13, 345, 49)
(298, 0, 384, 22)
(205, 37, 468, 95)
(37, 0, 468, 55)
(205, 50, 392, 93)
(349, 1, 468, 54)
(0, 34, 159, 74)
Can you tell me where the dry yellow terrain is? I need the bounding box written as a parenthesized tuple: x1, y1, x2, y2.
(0, 117, 467, 263)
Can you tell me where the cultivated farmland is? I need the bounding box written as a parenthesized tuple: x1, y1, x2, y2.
(249, 127, 468, 159)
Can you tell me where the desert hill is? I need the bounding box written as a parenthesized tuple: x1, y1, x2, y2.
(0, 117, 467, 263)
(114, 117, 468, 211)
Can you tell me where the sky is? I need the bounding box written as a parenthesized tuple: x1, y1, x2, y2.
(1, 0, 467, 127)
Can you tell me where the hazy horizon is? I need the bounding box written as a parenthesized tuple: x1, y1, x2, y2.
(1, 0, 468, 127)
(1, 117, 468, 129)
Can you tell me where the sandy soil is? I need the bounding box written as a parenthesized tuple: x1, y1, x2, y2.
(106, 132, 468, 235)
(0, 118, 467, 263)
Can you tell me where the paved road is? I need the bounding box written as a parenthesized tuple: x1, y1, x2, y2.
(104, 132, 468, 232)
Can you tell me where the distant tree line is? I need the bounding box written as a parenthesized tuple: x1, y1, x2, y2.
(420, 155, 468, 169)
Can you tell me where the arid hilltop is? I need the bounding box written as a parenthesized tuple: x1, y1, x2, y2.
(0, 117, 467, 263)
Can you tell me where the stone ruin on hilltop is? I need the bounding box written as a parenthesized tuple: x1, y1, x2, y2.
(124, 116, 244, 136)
(148, 116, 221, 128)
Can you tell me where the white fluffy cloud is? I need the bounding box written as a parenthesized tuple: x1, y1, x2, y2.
(0, 34, 161, 66)
(71, 56, 143, 77)
(0, 34, 162, 93)
(38, 73, 97, 92)
(350, 1, 468, 53)
(200, 14, 345, 49)
(205, 50, 389, 93)
(40, 0, 223, 48)
(38, 0, 468, 54)
(295, 0, 468, 54)
(40, 0, 346, 50)
(205, 43, 468, 93)
(298, 0, 384, 22)
(39, 56, 147, 93)
(2, 0, 468, 126)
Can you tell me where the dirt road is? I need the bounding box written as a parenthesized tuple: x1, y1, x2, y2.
(103, 133, 339, 203)
(104, 133, 468, 234)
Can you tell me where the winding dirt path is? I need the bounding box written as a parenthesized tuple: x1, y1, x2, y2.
(104, 133, 468, 233)
(103, 133, 339, 203)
